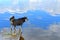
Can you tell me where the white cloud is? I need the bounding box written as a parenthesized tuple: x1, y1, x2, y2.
(29, 0, 37, 2)
(12, 0, 19, 5)
(49, 23, 60, 37)
(0, 0, 59, 16)
(49, 23, 59, 32)
(0, 27, 51, 40)
(23, 27, 60, 40)
(44, 9, 57, 16)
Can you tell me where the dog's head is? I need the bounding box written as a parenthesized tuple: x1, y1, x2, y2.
(10, 16, 15, 24)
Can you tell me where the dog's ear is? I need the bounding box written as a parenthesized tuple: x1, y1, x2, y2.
(11, 16, 14, 19)
(10, 16, 14, 21)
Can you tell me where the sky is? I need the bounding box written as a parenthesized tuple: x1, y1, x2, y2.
(0, 0, 59, 16)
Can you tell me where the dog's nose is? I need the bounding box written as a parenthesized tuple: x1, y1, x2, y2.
(25, 19, 28, 21)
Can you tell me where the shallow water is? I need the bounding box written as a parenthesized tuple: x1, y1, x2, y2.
(0, 27, 60, 40)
